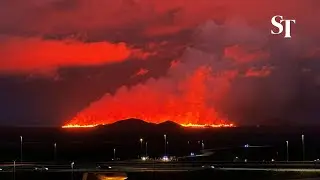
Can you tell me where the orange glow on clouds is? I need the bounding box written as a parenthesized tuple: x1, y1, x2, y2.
(0, 37, 143, 74)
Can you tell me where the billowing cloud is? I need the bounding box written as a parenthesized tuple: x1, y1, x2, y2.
(0, 37, 151, 74)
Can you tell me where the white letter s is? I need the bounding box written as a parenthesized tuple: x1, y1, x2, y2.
(271, 15, 284, 35)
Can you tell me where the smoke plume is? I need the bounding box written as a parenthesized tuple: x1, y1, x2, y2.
(66, 19, 286, 126)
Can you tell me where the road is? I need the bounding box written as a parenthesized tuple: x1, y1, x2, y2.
(218, 168, 320, 172)
(1, 161, 320, 173)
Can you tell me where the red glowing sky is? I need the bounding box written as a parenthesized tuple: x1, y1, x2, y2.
(1, 0, 320, 126)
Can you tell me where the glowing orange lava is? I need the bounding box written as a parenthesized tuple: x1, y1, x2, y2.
(180, 123, 235, 128)
(62, 114, 235, 129)
(62, 124, 100, 128)
(62, 122, 235, 129)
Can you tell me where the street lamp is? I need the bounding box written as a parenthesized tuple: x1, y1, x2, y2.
(302, 134, 305, 161)
(140, 138, 143, 156)
(164, 134, 167, 156)
(13, 160, 16, 180)
(166, 141, 169, 155)
(286, 141, 289, 162)
(113, 148, 116, 160)
(20, 136, 23, 162)
(71, 162, 75, 180)
(244, 144, 249, 160)
(145, 142, 148, 157)
(54, 143, 57, 162)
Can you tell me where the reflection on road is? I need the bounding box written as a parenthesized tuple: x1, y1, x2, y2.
(83, 172, 128, 180)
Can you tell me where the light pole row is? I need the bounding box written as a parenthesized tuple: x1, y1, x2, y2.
(139, 134, 168, 158)
(18, 133, 306, 162)
(138, 139, 149, 157)
(19, 135, 58, 162)
(285, 134, 305, 162)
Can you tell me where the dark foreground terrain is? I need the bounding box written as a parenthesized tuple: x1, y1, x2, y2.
(1, 170, 320, 180)
(0, 120, 319, 179)
(0, 119, 319, 162)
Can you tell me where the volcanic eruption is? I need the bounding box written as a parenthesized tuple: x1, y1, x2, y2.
(63, 19, 272, 128)
(63, 65, 234, 128)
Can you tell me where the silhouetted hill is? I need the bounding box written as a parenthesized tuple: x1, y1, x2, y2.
(158, 120, 182, 129)
(98, 118, 156, 132)
(95, 119, 186, 133)
(95, 119, 319, 134)
(109, 118, 152, 127)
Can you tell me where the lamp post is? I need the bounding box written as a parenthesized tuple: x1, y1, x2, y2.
(164, 134, 167, 156)
(286, 141, 289, 162)
(113, 148, 116, 160)
(244, 144, 249, 160)
(13, 160, 16, 180)
(302, 134, 305, 161)
(20, 136, 23, 162)
(166, 141, 169, 156)
(145, 142, 148, 157)
(140, 138, 143, 157)
(54, 143, 57, 162)
(71, 162, 74, 180)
